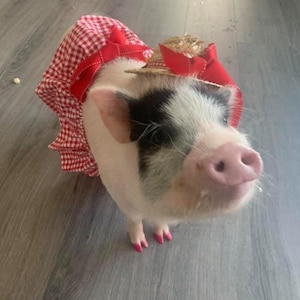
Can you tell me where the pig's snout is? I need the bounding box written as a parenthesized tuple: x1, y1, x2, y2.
(204, 143, 263, 186)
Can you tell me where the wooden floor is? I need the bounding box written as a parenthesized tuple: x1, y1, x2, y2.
(1, 0, 300, 299)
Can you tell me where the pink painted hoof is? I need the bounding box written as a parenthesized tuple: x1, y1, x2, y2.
(165, 232, 173, 241)
(141, 240, 148, 248)
(132, 243, 143, 253)
(154, 233, 164, 244)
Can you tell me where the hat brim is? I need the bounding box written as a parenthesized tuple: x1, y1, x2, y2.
(125, 68, 222, 88)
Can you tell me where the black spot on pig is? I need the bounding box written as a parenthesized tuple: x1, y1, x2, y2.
(193, 82, 231, 105)
(128, 89, 179, 175)
(193, 82, 232, 126)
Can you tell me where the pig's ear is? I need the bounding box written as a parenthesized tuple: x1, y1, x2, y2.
(195, 82, 236, 105)
(214, 86, 236, 106)
(89, 89, 132, 143)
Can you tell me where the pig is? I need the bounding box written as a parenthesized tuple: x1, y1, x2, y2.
(84, 61, 263, 252)
(36, 16, 263, 252)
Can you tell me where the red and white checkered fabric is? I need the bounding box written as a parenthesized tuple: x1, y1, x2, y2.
(36, 16, 152, 176)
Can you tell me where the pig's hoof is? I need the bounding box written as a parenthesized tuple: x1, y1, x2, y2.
(165, 232, 173, 241)
(132, 243, 143, 253)
(132, 240, 148, 253)
(153, 224, 172, 244)
(131, 238, 148, 253)
(154, 233, 164, 244)
(126, 220, 148, 252)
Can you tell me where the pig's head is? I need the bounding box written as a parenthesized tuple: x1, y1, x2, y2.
(91, 77, 263, 221)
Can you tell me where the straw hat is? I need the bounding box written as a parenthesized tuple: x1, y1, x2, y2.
(125, 35, 221, 87)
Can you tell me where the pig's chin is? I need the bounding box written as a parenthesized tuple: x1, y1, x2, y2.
(191, 180, 257, 217)
(191, 179, 257, 214)
(211, 181, 253, 202)
(154, 177, 257, 221)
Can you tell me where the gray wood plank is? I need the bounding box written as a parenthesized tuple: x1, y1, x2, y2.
(0, 0, 300, 299)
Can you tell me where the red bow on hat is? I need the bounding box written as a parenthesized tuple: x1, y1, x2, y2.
(70, 26, 150, 102)
(160, 43, 243, 127)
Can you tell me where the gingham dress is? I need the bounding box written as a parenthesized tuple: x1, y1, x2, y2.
(36, 16, 152, 176)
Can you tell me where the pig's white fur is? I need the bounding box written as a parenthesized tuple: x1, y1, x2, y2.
(83, 58, 257, 246)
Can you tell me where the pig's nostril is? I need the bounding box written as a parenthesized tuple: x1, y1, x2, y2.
(241, 153, 255, 166)
(214, 161, 225, 172)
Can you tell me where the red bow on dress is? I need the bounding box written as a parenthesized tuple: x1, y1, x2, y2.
(159, 43, 243, 127)
(70, 26, 151, 102)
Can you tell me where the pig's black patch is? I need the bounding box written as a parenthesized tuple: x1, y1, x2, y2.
(192, 82, 231, 124)
(128, 89, 178, 175)
(192, 82, 229, 106)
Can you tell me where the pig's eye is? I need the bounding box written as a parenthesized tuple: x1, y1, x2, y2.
(151, 130, 166, 145)
(146, 125, 173, 146)
(223, 116, 228, 125)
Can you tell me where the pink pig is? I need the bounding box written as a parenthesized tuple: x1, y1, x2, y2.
(36, 16, 263, 252)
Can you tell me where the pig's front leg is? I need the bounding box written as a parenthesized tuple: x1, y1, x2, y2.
(126, 218, 148, 253)
(153, 223, 173, 244)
